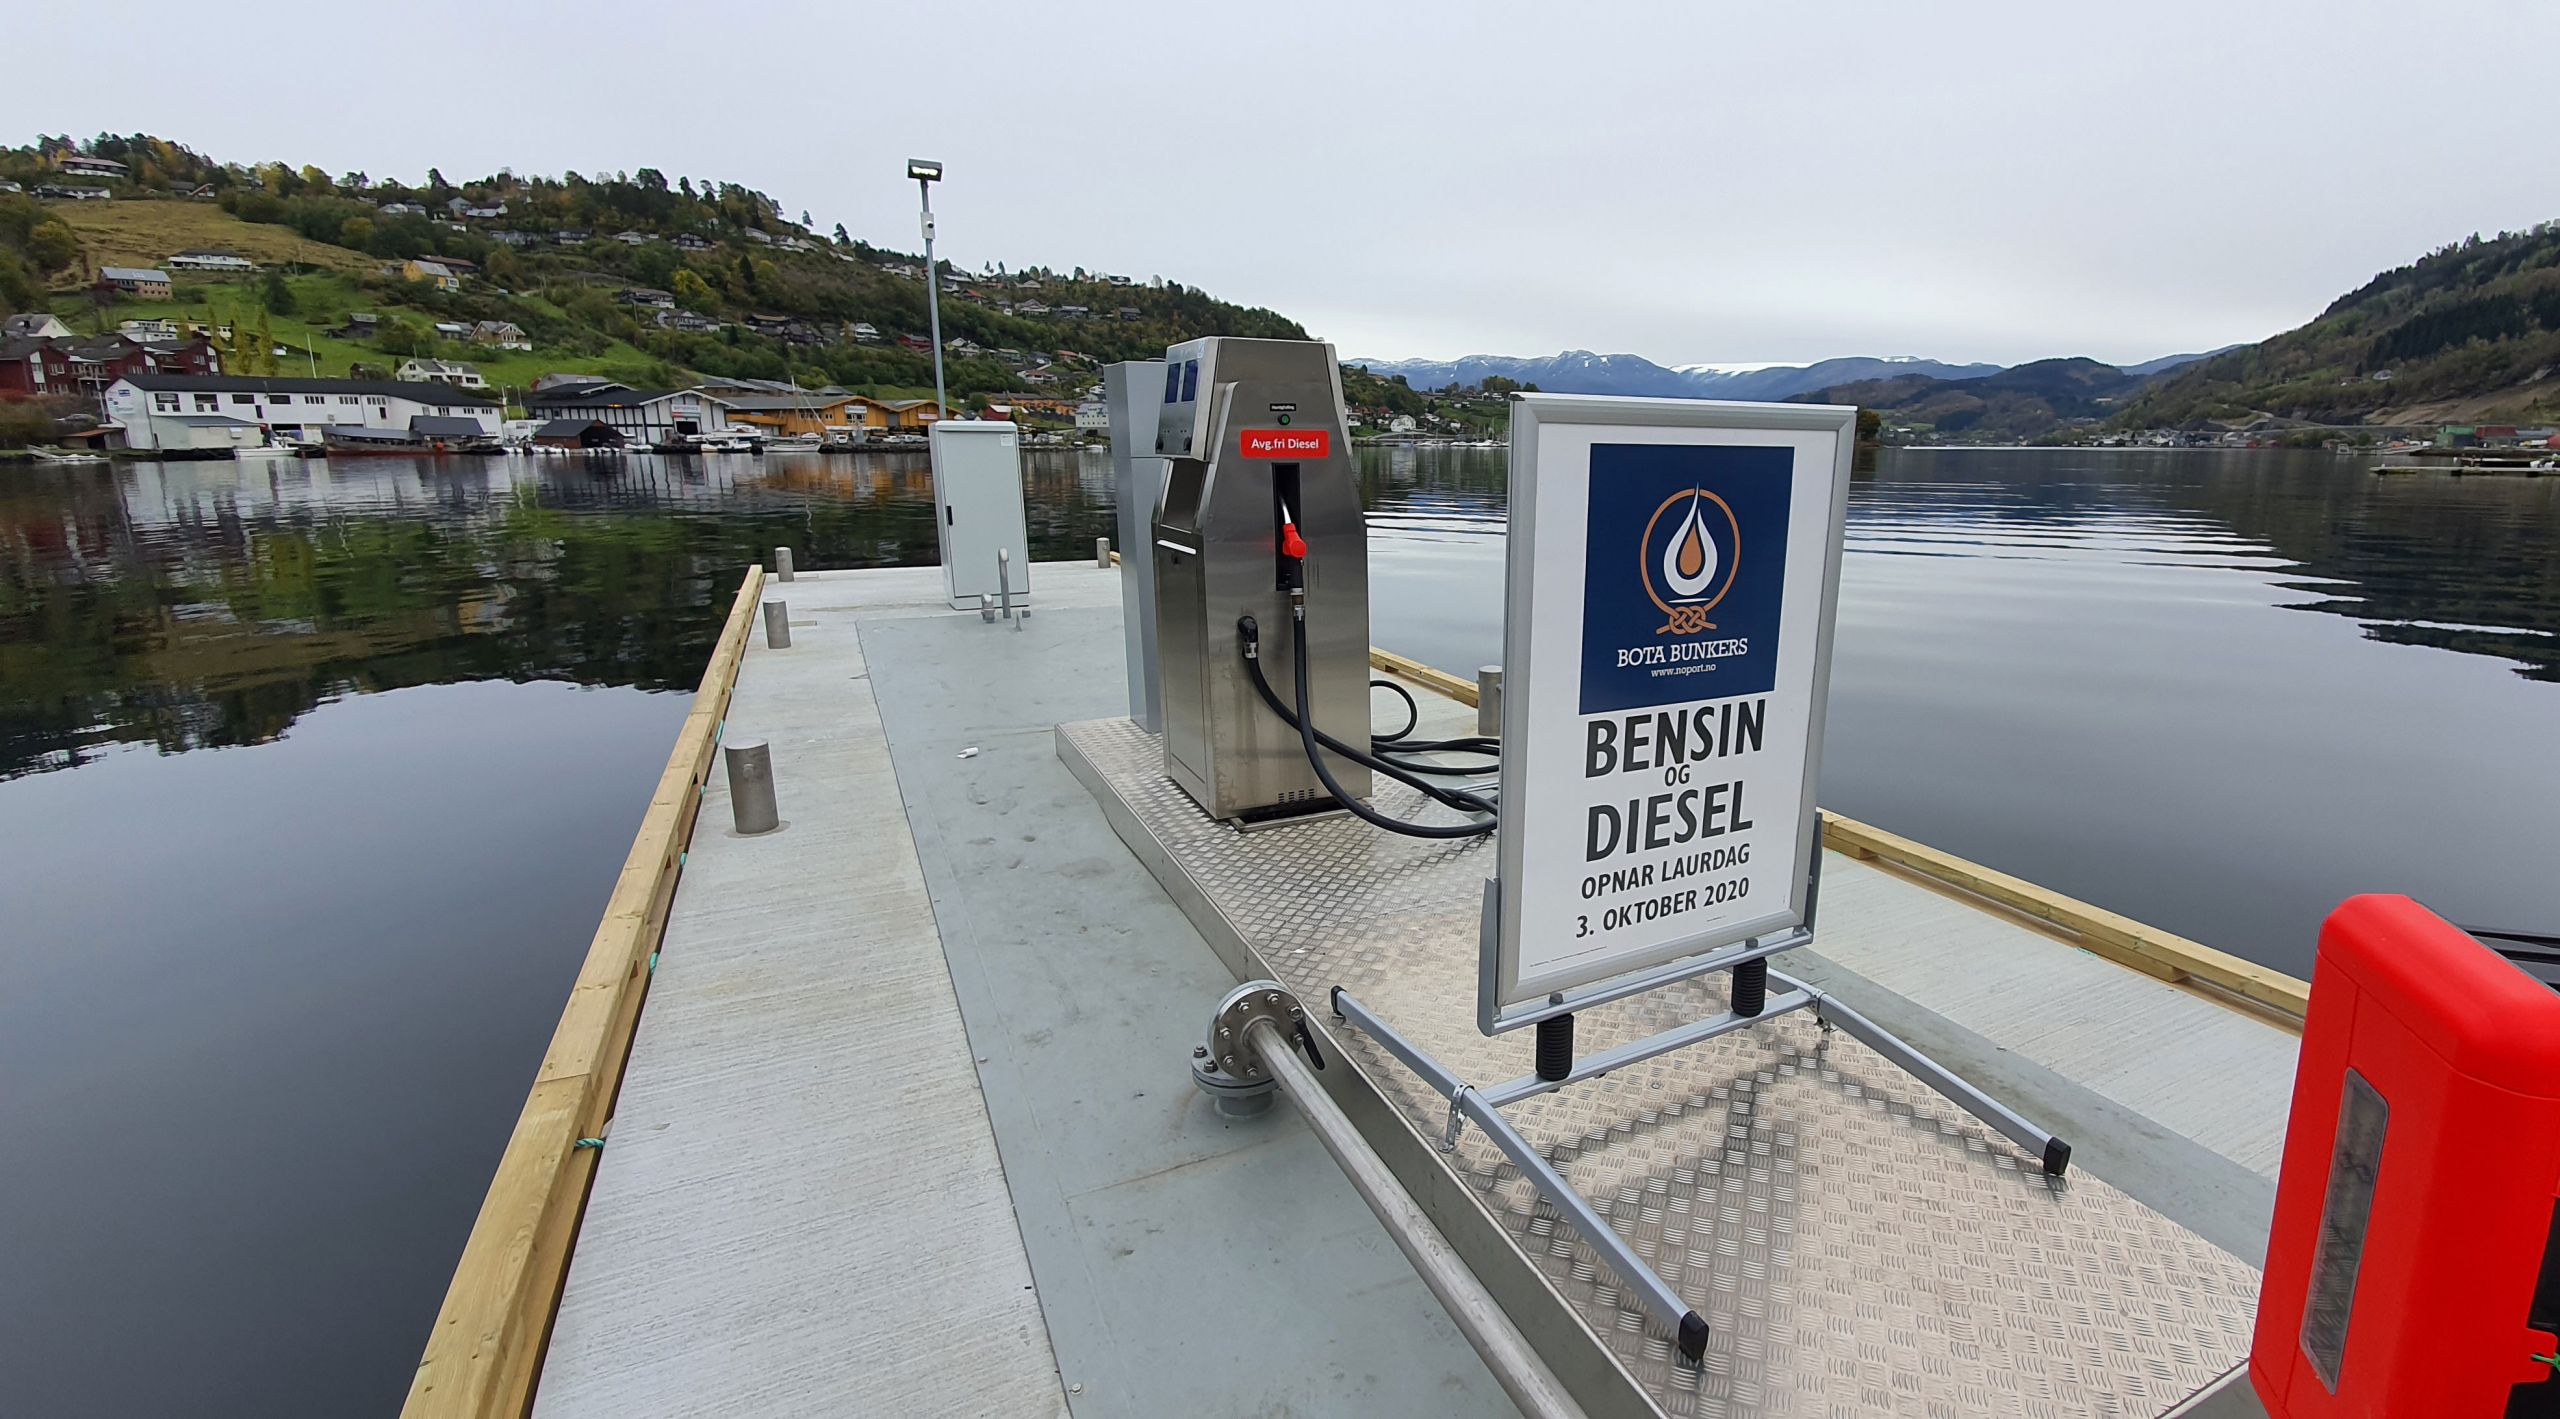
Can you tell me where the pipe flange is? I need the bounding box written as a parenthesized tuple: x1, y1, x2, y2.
(1189, 980, 1306, 1119)
(1207, 980, 1305, 1083)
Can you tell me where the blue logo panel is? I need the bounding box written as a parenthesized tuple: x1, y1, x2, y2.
(1577, 443, 1793, 715)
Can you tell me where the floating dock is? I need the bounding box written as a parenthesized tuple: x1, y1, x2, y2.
(407, 559, 2307, 1419)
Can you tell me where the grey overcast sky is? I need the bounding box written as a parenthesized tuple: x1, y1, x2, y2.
(8, 0, 2556, 368)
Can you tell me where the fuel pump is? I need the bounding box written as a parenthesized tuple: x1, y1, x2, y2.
(1147, 337, 1497, 833)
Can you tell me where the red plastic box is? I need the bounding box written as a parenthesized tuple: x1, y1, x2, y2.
(2252, 894, 2560, 1416)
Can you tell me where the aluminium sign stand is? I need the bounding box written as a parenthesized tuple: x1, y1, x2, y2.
(1332, 394, 2072, 1364)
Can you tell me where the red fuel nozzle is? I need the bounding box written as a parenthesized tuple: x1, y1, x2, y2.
(1280, 523, 1308, 560)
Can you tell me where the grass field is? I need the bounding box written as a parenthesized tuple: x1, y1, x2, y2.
(45, 200, 375, 280)
(49, 269, 658, 399)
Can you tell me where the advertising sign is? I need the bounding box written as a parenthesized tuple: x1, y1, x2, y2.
(1483, 395, 1855, 1032)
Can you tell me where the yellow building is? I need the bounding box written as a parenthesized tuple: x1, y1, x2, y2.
(719, 394, 860, 437)
(401, 259, 460, 291)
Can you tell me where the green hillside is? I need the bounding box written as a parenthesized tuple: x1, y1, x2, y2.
(2121, 223, 2560, 428)
(1, 133, 1308, 406)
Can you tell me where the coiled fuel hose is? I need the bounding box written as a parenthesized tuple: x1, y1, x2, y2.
(1238, 609, 1498, 839)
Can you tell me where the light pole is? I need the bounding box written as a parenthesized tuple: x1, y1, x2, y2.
(908, 158, 947, 422)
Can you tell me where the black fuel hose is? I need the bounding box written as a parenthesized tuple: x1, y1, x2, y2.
(1238, 619, 1496, 810)
(1242, 614, 1497, 838)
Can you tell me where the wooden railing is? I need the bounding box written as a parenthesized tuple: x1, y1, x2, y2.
(403, 565, 765, 1419)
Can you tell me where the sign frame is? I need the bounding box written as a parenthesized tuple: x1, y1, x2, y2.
(1481, 393, 1857, 1034)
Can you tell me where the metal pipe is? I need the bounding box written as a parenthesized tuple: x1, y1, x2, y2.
(1332, 989, 1467, 1100)
(772, 546, 795, 582)
(1452, 1085, 1700, 1353)
(1242, 1019, 1587, 1419)
(1770, 969, 2071, 1175)
(723, 740, 780, 835)
(762, 600, 791, 649)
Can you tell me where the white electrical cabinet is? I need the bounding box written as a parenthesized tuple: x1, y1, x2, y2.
(927, 420, 1031, 610)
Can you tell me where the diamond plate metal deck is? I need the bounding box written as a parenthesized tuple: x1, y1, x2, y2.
(1059, 716, 2259, 1419)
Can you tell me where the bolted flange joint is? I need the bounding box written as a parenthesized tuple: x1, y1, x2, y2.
(1190, 980, 1323, 1119)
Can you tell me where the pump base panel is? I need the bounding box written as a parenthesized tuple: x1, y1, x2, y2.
(1059, 715, 2259, 1419)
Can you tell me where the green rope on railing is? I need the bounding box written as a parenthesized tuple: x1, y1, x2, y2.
(647, 951, 659, 975)
(573, 1137, 604, 1150)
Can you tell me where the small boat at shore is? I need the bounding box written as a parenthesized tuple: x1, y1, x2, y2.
(27, 447, 109, 464)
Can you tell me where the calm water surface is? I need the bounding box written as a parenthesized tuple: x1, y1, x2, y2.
(1, 445, 2552, 1416)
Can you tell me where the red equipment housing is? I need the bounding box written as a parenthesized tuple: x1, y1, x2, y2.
(2252, 894, 2560, 1416)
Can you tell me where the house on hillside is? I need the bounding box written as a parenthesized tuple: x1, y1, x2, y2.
(120, 319, 183, 342)
(849, 322, 881, 343)
(614, 230, 649, 245)
(895, 333, 932, 353)
(556, 228, 592, 244)
(57, 155, 126, 181)
(741, 228, 773, 246)
(99, 267, 172, 299)
(36, 184, 110, 201)
(661, 310, 724, 334)
(3, 313, 73, 340)
(1116, 307, 1141, 321)
(447, 196, 506, 220)
(617, 287, 675, 310)
(402, 259, 460, 291)
(472, 321, 531, 350)
(490, 229, 547, 247)
(334, 313, 382, 339)
(167, 249, 255, 274)
(396, 358, 489, 389)
(1017, 300, 1049, 317)
(379, 201, 427, 217)
(674, 233, 713, 251)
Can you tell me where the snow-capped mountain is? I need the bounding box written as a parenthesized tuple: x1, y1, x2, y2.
(1346, 351, 2003, 402)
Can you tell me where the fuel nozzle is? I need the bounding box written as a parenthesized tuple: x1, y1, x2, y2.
(1277, 505, 1308, 594)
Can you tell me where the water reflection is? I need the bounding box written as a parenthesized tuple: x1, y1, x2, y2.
(3, 442, 2556, 1417)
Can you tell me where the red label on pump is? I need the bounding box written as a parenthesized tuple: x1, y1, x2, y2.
(1238, 429, 1330, 459)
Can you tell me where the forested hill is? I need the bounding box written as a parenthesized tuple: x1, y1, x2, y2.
(2120, 222, 2560, 428)
(0, 133, 1304, 399)
(1792, 358, 2149, 440)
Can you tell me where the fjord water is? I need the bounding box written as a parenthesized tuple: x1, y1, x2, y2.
(1, 445, 2553, 1415)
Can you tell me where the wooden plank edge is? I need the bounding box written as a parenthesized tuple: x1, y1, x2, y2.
(1819, 812, 2309, 1026)
(403, 565, 765, 1419)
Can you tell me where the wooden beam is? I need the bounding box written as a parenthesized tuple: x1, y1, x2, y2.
(1818, 813, 2309, 1024)
(405, 565, 765, 1419)
(1367, 647, 1478, 707)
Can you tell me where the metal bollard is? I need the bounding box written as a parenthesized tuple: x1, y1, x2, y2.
(772, 546, 795, 582)
(1096, 536, 1111, 569)
(762, 600, 791, 649)
(724, 740, 780, 835)
(998, 547, 1020, 631)
(1477, 666, 1503, 737)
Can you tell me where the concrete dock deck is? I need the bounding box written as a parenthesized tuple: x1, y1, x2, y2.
(533, 559, 2300, 1417)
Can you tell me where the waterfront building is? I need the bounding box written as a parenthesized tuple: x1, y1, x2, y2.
(719, 393, 862, 438)
(521, 382, 731, 444)
(3, 333, 219, 402)
(103, 373, 501, 450)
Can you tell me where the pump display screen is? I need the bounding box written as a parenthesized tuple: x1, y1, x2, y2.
(1484, 397, 1853, 1031)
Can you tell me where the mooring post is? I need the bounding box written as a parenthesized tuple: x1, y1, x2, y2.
(724, 740, 780, 835)
(1477, 666, 1503, 738)
(998, 547, 1019, 630)
(772, 546, 795, 582)
(762, 600, 791, 649)
(1096, 536, 1111, 569)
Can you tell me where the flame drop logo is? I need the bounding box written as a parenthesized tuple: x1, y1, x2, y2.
(1660, 492, 1717, 599)
(1639, 487, 1740, 635)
